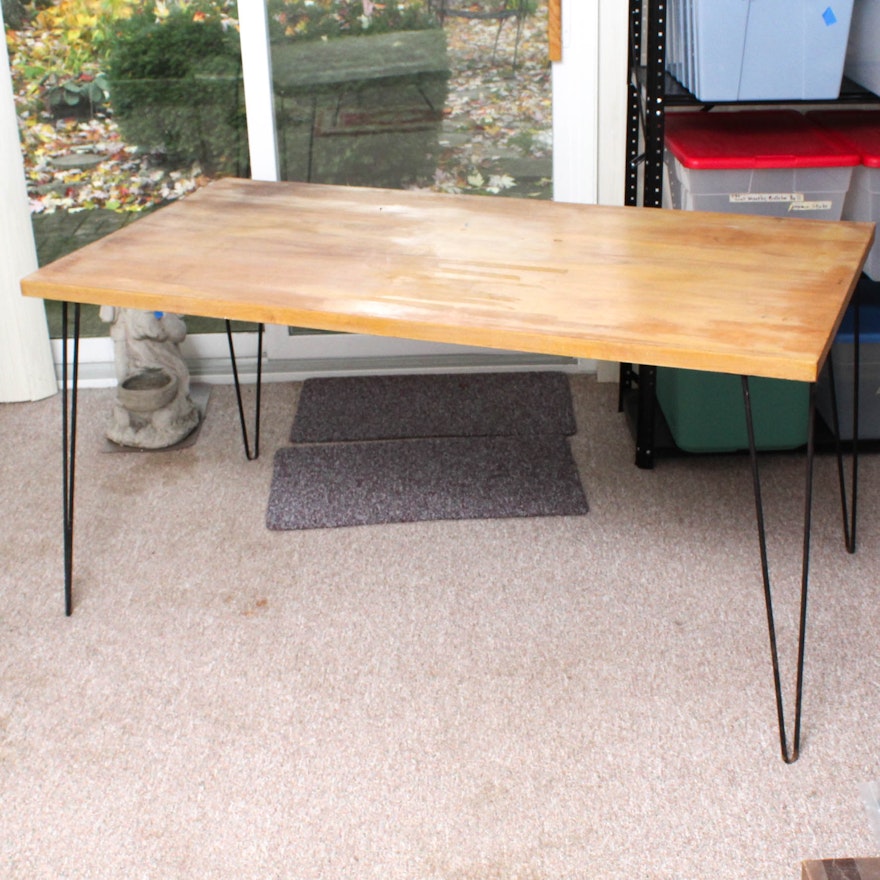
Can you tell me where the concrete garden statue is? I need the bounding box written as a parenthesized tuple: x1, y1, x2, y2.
(99, 307, 200, 449)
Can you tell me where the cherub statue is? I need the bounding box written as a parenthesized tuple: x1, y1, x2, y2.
(99, 307, 200, 448)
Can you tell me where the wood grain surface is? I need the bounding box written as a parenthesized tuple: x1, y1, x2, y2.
(21, 178, 873, 382)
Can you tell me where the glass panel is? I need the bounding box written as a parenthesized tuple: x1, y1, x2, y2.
(267, 0, 552, 344)
(6, 0, 249, 337)
(268, 0, 551, 196)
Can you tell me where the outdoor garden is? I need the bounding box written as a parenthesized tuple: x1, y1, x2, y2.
(4, 0, 552, 212)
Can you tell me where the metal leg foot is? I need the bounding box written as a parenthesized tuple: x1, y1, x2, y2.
(742, 376, 815, 763)
(226, 321, 264, 461)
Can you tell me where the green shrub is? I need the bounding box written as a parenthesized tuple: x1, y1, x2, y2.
(106, 1, 248, 175)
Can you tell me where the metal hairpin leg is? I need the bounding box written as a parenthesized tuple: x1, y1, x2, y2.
(824, 291, 861, 556)
(226, 321, 264, 460)
(742, 376, 815, 764)
(61, 302, 81, 617)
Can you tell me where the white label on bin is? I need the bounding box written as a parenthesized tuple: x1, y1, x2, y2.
(729, 192, 804, 204)
(789, 200, 833, 212)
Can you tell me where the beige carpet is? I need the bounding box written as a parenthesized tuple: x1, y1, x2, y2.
(1, 375, 879, 879)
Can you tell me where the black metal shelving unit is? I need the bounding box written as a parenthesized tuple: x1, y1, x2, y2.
(620, 0, 670, 469)
(620, 0, 880, 469)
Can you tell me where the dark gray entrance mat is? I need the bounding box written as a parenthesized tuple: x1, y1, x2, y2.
(267, 434, 588, 531)
(290, 372, 576, 442)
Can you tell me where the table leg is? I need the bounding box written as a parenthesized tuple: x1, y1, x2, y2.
(225, 321, 264, 461)
(741, 376, 814, 763)
(61, 302, 81, 617)
(824, 291, 860, 555)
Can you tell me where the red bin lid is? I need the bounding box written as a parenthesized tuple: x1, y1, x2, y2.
(807, 110, 880, 168)
(664, 110, 860, 170)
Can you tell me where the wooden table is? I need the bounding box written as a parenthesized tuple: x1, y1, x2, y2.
(20, 177, 874, 761)
(23, 177, 873, 381)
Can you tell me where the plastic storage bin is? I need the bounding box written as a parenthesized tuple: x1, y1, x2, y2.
(808, 110, 880, 280)
(658, 111, 857, 453)
(664, 110, 858, 221)
(845, 0, 880, 96)
(817, 299, 880, 440)
(656, 370, 810, 453)
(667, 0, 854, 101)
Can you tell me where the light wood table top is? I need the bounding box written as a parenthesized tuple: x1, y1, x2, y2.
(21, 177, 874, 382)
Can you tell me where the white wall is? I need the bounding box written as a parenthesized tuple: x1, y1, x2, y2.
(598, 0, 628, 208)
(0, 7, 56, 402)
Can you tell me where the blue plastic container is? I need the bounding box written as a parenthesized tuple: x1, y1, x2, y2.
(667, 0, 854, 101)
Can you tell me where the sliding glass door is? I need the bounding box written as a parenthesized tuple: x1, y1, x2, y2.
(260, 0, 572, 371)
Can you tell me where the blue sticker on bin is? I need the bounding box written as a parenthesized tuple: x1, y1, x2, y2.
(823, 6, 837, 25)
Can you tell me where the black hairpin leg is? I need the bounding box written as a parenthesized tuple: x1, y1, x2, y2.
(742, 376, 815, 764)
(226, 321, 264, 461)
(824, 293, 860, 555)
(62, 302, 81, 617)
